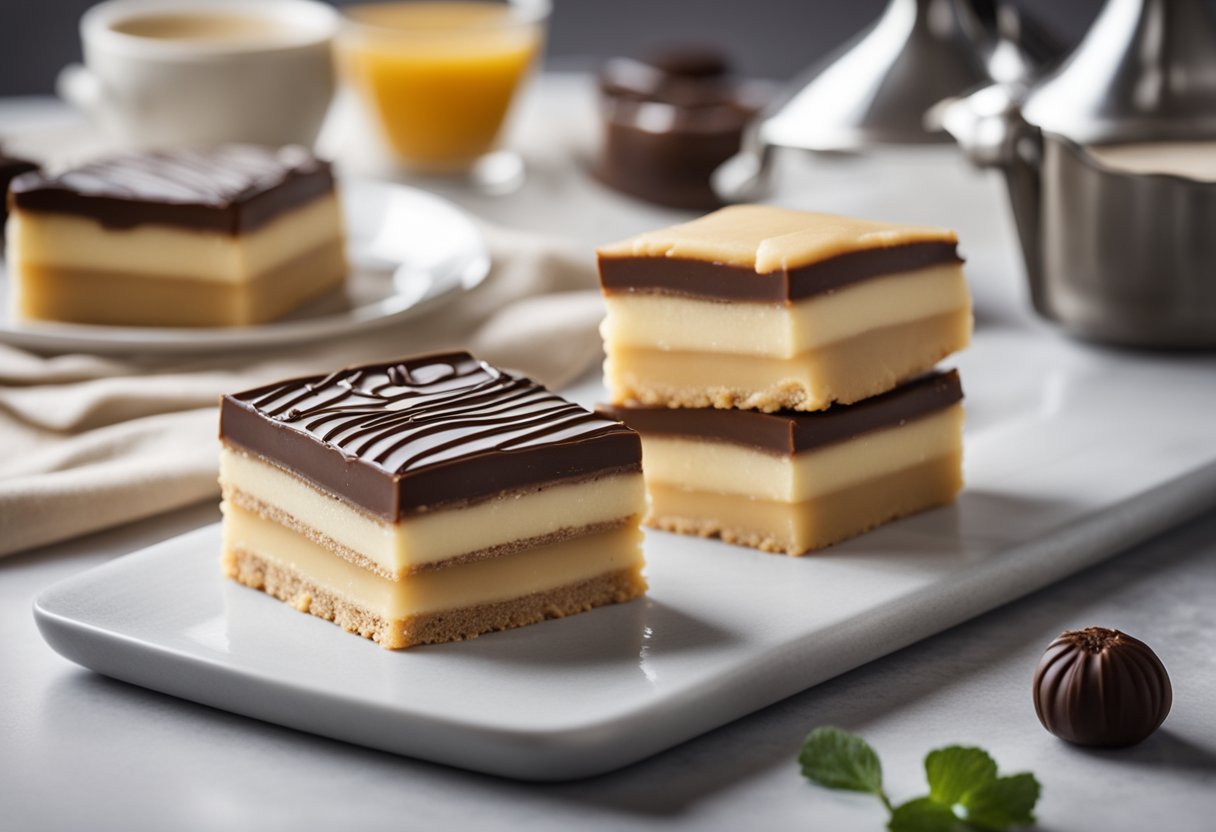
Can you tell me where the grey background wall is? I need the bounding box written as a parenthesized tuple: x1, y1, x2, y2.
(0, 0, 1109, 97)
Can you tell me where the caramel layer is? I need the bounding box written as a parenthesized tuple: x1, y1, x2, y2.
(636, 405, 964, 502)
(226, 547, 647, 649)
(221, 502, 646, 619)
(12, 238, 346, 327)
(601, 263, 969, 356)
(606, 308, 972, 412)
(647, 451, 963, 555)
(8, 193, 343, 283)
(219, 443, 645, 578)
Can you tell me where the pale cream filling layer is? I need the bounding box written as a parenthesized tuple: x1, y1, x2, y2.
(219, 447, 646, 575)
(221, 502, 645, 619)
(638, 405, 963, 502)
(7, 192, 343, 283)
(602, 264, 969, 357)
(604, 307, 973, 412)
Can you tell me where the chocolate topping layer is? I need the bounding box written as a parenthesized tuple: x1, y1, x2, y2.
(595, 50, 764, 210)
(221, 352, 642, 520)
(1, 151, 38, 224)
(10, 145, 334, 234)
(598, 242, 962, 302)
(1, 153, 38, 180)
(599, 370, 962, 455)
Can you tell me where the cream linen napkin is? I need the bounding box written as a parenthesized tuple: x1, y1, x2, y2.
(0, 223, 607, 557)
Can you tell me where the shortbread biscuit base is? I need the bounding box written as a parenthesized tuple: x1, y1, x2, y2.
(224, 546, 648, 649)
(645, 452, 963, 555)
(13, 237, 345, 327)
(606, 308, 971, 412)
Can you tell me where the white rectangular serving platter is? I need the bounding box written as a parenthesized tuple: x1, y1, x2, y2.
(34, 325, 1216, 781)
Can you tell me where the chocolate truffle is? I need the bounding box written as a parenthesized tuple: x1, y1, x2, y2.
(1033, 627, 1172, 748)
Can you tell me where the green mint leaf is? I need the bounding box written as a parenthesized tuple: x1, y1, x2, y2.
(925, 746, 998, 806)
(959, 773, 1041, 831)
(888, 797, 961, 832)
(798, 727, 884, 795)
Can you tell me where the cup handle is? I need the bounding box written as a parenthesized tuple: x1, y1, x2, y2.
(56, 63, 107, 118)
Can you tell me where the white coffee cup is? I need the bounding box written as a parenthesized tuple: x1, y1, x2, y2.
(59, 0, 339, 149)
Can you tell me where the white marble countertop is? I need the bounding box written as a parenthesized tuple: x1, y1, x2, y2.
(2, 76, 1215, 831)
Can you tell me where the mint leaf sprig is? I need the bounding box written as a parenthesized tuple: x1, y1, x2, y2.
(799, 727, 1041, 832)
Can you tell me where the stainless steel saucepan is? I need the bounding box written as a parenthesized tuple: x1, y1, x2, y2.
(940, 0, 1216, 348)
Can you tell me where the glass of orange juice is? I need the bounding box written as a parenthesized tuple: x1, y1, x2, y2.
(339, 0, 549, 189)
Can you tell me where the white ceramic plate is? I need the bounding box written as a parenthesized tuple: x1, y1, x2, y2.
(0, 179, 490, 354)
(33, 328, 1216, 781)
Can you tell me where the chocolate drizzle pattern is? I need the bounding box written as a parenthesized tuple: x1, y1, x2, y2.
(248, 353, 629, 473)
(220, 353, 642, 519)
(10, 145, 333, 233)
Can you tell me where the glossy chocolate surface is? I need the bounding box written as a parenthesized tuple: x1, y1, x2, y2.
(595, 48, 763, 210)
(1033, 627, 1172, 748)
(599, 242, 962, 302)
(599, 370, 962, 455)
(1, 150, 38, 226)
(10, 145, 333, 234)
(221, 352, 641, 520)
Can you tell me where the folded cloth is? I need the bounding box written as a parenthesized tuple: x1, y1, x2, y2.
(0, 223, 607, 557)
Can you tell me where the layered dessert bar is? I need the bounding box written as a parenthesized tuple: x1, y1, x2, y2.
(6, 145, 345, 327)
(220, 351, 647, 648)
(598, 205, 972, 411)
(600, 370, 963, 555)
(0, 149, 37, 229)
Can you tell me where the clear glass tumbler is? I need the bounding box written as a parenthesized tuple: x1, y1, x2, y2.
(338, 0, 550, 192)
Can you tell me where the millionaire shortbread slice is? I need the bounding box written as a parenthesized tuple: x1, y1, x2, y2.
(598, 205, 972, 412)
(6, 145, 346, 327)
(600, 370, 964, 555)
(219, 351, 647, 648)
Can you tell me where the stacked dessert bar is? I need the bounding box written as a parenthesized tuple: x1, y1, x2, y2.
(597, 205, 970, 555)
(219, 351, 648, 648)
